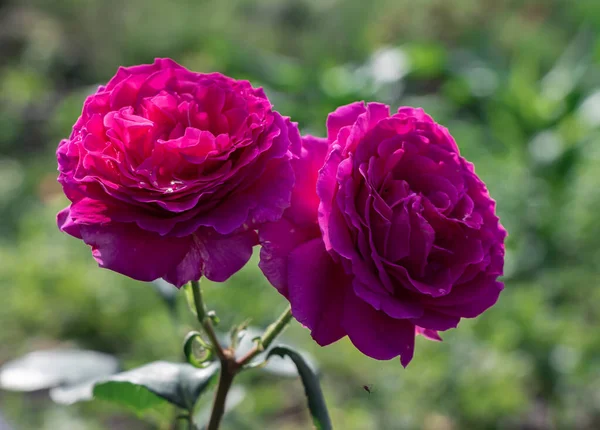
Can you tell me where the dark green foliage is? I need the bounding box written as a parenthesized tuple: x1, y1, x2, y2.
(267, 346, 331, 430)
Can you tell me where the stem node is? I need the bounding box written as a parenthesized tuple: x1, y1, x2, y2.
(188, 280, 293, 430)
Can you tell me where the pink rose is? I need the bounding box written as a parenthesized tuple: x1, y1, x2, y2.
(260, 102, 506, 366)
(57, 58, 300, 287)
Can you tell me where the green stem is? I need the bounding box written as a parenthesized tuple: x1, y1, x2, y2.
(188, 281, 294, 430)
(190, 280, 207, 321)
(237, 305, 293, 366)
(190, 280, 226, 361)
(206, 362, 235, 430)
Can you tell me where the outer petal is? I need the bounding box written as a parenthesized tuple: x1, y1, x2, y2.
(194, 228, 258, 283)
(353, 281, 424, 320)
(410, 309, 460, 331)
(416, 326, 442, 342)
(258, 134, 329, 296)
(78, 223, 193, 285)
(316, 146, 344, 251)
(259, 219, 318, 297)
(57, 207, 82, 239)
(287, 239, 349, 346)
(287, 135, 328, 226)
(326, 102, 367, 142)
(426, 275, 504, 318)
(342, 290, 416, 366)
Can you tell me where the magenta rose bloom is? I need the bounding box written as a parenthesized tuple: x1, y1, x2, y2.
(260, 102, 506, 366)
(57, 58, 300, 287)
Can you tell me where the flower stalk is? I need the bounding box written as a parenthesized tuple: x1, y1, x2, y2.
(189, 280, 293, 430)
(190, 280, 226, 362)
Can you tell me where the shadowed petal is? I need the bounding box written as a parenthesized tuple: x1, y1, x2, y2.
(259, 219, 318, 297)
(287, 239, 349, 346)
(195, 228, 258, 283)
(79, 223, 192, 285)
(410, 309, 460, 331)
(57, 207, 82, 239)
(342, 290, 416, 366)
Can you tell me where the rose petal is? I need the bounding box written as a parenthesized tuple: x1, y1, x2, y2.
(410, 309, 460, 331)
(317, 146, 344, 251)
(342, 289, 416, 366)
(57, 207, 82, 239)
(416, 326, 442, 342)
(78, 222, 192, 285)
(287, 238, 349, 346)
(287, 135, 328, 226)
(259, 218, 319, 297)
(194, 228, 258, 283)
(326, 102, 367, 142)
(353, 281, 423, 320)
(426, 275, 504, 318)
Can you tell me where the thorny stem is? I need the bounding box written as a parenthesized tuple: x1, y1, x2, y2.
(189, 280, 293, 430)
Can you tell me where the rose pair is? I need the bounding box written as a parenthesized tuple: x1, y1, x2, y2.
(57, 58, 506, 366)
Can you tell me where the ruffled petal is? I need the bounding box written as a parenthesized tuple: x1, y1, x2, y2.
(326, 102, 367, 142)
(57, 207, 82, 239)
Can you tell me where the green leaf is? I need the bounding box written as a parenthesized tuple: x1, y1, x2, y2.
(266, 346, 332, 430)
(49, 361, 219, 412)
(93, 381, 165, 412)
(92, 361, 219, 411)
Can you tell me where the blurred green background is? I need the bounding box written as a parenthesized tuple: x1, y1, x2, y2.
(1, 0, 600, 428)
